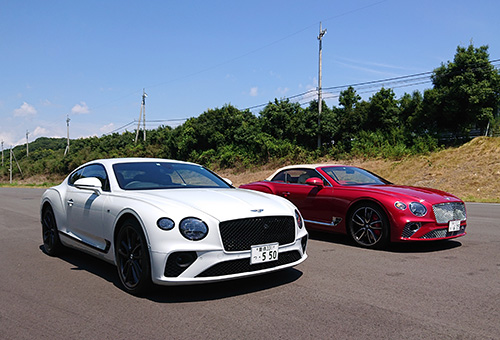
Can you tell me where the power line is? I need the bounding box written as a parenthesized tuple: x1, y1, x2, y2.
(244, 58, 500, 112)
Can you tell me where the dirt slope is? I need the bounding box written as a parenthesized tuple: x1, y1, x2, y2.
(219, 137, 500, 203)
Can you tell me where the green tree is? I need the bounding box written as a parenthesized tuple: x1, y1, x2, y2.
(423, 44, 500, 137)
(364, 87, 399, 132)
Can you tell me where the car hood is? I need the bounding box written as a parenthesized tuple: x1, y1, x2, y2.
(123, 188, 294, 221)
(359, 184, 462, 204)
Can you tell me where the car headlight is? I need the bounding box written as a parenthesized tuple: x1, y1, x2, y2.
(394, 201, 407, 210)
(409, 202, 427, 217)
(157, 218, 175, 230)
(295, 210, 303, 229)
(179, 217, 208, 241)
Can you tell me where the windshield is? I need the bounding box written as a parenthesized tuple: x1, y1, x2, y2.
(322, 166, 390, 186)
(113, 162, 232, 190)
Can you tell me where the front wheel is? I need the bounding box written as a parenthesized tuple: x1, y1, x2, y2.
(348, 203, 389, 249)
(115, 219, 152, 295)
(42, 206, 63, 256)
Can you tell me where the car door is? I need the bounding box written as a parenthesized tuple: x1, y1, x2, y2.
(269, 168, 335, 229)
(65, 164, 110, 252)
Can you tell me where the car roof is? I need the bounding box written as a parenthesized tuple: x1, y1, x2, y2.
(80, 158, 199, 168)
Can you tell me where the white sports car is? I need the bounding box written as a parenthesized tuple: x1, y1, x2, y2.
(40, 158, 308, 294)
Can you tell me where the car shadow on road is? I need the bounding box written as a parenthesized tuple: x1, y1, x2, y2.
(39, 244, 303, 302)
(387, 240, 462, 253)
(307, 230, 463, 253)
(39, 244, 122, 285)
(148, 268, 303, 303)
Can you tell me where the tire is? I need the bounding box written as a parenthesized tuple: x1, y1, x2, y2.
(115, 219, 152, 295)
(348, 203, 389, 249)
(42, 205, 63, 256)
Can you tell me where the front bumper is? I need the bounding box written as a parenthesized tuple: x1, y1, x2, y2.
(398, 220, 467, 241)
(149, 235, 308, 285)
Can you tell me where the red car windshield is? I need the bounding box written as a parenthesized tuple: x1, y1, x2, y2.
(322, 166, 390, 186)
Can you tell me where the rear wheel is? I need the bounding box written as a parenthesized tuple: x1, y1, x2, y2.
(115, 219, 152, 295)
(42, 206, 63, 256)
(348, 203, 389, 249)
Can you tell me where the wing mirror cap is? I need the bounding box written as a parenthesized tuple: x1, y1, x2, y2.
(74, 177, 102, 193)
(305, 177, 324, 187)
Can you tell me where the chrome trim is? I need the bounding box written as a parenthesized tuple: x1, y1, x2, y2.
(304, 218, 342, 227)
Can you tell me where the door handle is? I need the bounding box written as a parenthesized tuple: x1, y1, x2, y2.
(67, 199, 74, 207)
(281, 192, 290, 197)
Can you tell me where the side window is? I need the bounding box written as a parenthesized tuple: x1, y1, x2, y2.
(68, 164, 110, 191)
(271, 168, 329, 186)
(296, 169, 321, 184)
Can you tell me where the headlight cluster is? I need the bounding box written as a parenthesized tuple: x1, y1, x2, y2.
(295, 210, 304, 229)
(157, 217, 209, 241)
(394, 201, 428, 217)
(157, 218, 175, 230)
(179, 217, 208, 241)
(409, 202, 427, 217)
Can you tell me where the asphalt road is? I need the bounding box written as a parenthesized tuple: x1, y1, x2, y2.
(0, 187, 498, 340)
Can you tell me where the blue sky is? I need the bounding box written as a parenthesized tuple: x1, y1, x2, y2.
(1, 0, 499, 147)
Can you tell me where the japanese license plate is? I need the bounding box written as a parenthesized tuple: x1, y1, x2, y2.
(250, 243, 279, 264)
(448, 220, 461, 232)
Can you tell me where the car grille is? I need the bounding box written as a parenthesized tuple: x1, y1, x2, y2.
(419, 225, 466, 239)
(219, 216, 296, 252)
(196, 250, 302, 277)
(433, 202, 466, 224)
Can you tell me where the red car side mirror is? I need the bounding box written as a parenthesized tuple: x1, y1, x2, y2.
(305, 177, 324, 187)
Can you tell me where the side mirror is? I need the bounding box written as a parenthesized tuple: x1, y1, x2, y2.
(223, 178, 233, 186)
(74, 177, 102, 194)
(305, 177, 324, 188)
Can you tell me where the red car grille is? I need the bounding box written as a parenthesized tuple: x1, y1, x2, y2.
(419, 225, 466, 239)
(219, 216, 295, 251)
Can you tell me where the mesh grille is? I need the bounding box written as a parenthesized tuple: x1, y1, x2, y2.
(196, 250, 302, 277)
(419, 225, 466, 239)
(219, 216, 295, 251)
(433, 202, 466, 224)
(401, 223, 421, 238)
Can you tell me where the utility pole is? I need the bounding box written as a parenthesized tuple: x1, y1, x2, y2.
(135, 89, 147, 143)
(1, 140, 3, 167)
(317, 22, 327, 149)
(64, 115, 70, 156)
(10, 146, 12, 184)
(26, 130, 29, 157)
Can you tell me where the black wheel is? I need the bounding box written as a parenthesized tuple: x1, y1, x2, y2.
(42, 205, 63, 256)
(115, 219, 152, 295)
(348, 203, 389, 249)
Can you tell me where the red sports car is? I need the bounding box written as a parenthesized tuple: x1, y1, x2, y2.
(239, 164, 466, 249)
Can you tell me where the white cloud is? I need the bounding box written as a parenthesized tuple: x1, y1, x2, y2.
(13, 102, 37, 117)
(71, 101, 90, 114)
(33, 126, 48, 137)
(249, 87, 258, 97)
(100, 123, 115, 134)
(277, 87, 289, 95)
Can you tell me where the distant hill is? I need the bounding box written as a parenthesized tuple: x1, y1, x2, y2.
(219, 137, 500, 203)
(2, 136, 499, 203)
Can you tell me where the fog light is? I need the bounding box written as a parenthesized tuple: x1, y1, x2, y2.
(175, 252, 197, 268)
(164, 251, 198, 277)
(402, 222, 422, 238)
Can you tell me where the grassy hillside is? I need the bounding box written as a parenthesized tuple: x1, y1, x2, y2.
(3, 137, 499, 203)
(218, 137, 500, 203)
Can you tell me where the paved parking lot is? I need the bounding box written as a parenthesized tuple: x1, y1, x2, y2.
(0, 188, 498, 339)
